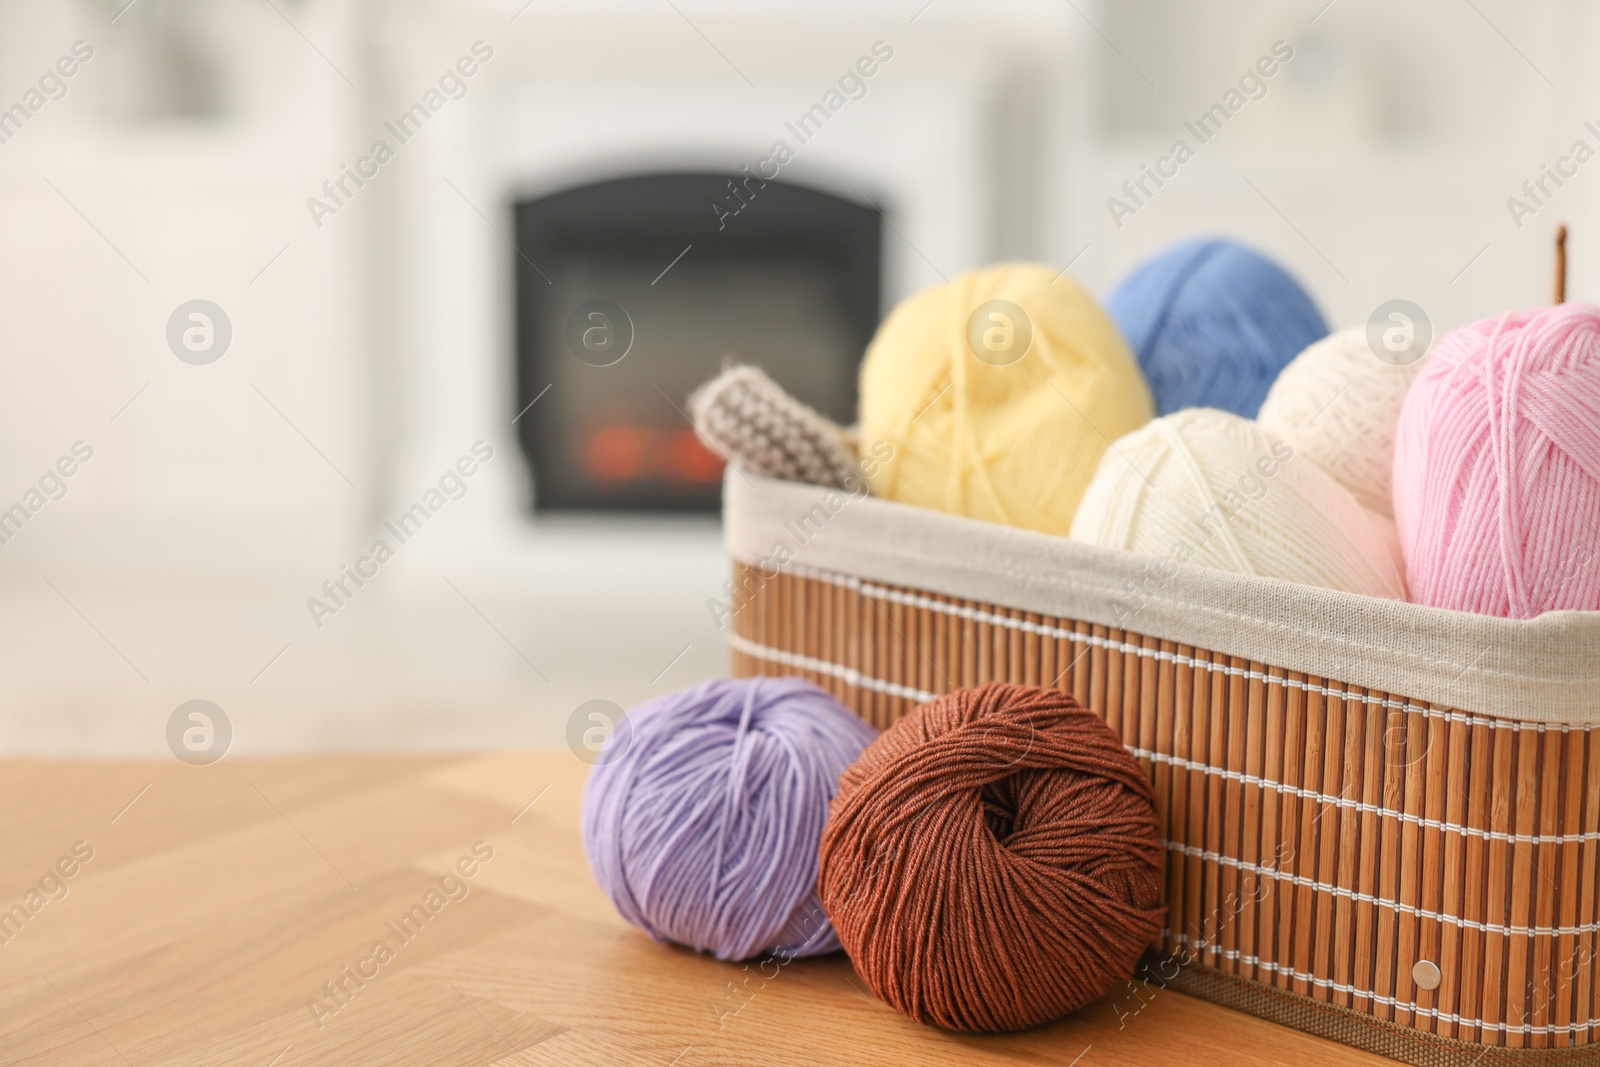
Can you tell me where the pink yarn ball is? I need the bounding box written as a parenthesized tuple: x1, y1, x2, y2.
(1394, 303, 1600, 618)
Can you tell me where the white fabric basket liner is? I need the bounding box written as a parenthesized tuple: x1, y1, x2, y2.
(724, 471, 1600, 725)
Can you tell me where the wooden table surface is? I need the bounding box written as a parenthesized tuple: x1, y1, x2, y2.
(0, 753, 1394, 1066)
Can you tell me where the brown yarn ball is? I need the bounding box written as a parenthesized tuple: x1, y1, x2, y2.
(817, 683, 1166, 1033)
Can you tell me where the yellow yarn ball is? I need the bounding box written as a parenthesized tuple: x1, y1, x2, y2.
(859, 263, 1153, 536)
(1068, 408, 1407, 599)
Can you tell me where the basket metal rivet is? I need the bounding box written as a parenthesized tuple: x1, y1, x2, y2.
(1412, 960, 1443, 991)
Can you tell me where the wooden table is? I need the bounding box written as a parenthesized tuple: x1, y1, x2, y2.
(0, 754, 1392, 1066)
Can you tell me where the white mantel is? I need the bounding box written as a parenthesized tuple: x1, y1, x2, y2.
(364, 0, 1086, 571)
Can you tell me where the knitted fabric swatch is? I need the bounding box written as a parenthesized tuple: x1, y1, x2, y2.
(689, 365, 862, 490)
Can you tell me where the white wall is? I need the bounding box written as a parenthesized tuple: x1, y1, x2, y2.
(0, 0, 374, 574)
(1073, 0, 1595, 334)
(0, 0, 1593, 753)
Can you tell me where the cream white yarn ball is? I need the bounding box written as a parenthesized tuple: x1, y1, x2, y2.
(1256, 326, 1425, 517)
(1068, 408, 1407, 599)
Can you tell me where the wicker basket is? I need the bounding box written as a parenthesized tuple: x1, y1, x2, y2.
(721, 471, 1600, 1067)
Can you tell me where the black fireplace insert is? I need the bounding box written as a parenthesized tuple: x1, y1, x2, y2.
(513, 172, 881, 513)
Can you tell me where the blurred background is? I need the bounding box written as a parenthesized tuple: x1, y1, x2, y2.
(0, 0, 1593, 755)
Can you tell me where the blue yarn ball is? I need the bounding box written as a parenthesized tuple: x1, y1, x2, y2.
(1106, 238, 1328, 417)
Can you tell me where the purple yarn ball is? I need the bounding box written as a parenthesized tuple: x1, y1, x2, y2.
(581, 676, 878, 962)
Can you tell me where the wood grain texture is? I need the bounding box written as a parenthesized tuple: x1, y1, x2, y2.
(0, 753, 1394, 1067)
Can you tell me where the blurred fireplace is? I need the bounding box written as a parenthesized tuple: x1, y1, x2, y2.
(513, 173, 881, 513)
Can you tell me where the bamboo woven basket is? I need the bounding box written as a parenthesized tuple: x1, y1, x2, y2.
(721, 471, 1600, 1067)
